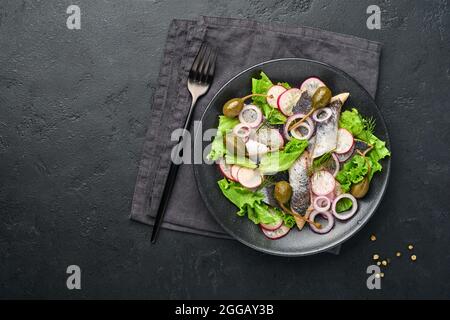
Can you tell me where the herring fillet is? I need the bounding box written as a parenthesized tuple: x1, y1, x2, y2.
(311, 93, 349, 159)
(289, 151, 310, 216)
(292, 90, 312, 115)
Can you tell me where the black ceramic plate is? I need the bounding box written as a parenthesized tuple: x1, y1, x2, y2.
(193, 58, 390, 256)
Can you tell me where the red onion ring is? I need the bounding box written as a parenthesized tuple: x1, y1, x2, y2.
(283, 113, 315, 141)
(309, 210, 334, 234)
(239, 104, 263, 128)
(312, 107, 332, 123)
(313, 196, 331, 212)
(332, 193, 358, 220)
(233, 123, 251, 142)
(290, 122, 312, 140)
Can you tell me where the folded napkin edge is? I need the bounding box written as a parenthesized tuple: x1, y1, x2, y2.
(200, 16, 382, 53)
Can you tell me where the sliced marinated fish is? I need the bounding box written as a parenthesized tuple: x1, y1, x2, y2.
(312, 93, 349, 158)
(292, 90, 312, 115)
(289, 151, 311, 215)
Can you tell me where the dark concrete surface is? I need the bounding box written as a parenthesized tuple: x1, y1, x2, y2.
(0, 0, 449, 299)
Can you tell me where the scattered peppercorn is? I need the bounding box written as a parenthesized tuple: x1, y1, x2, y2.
(373, 254, 380, 260)
(382, 260, 388, 266)
(411, 255, 417, 261)
(396, 252, 401, 257)
(370, 235, 377, 241)
(408, 245, 414, 250)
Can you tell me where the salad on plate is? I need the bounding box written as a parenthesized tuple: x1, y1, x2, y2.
(207, 72, 390, 240)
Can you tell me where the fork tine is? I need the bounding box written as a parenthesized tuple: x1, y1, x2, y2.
(206, 49, 217, 84)
(189, 43, 206, 80)
(196, 46, 212, 83)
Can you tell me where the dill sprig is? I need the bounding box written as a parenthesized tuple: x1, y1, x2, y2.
(363, 116, 376, 135)
(309, 152, 332, 175)
(256, 175, 275, 191)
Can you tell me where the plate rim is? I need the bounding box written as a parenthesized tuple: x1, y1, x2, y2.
(193, 57, 391, 257)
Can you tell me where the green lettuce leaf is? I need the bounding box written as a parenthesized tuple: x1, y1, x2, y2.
(338, 108, 391, 181)
(282, 212, 296, 228)
(258, 139, 308, 174)
(359, 130, 391, 180)
(336, 155, 369, 192)
(218, 178, 265, 209)
(339, 108, 365, 136)
(207, 116, 240, 161)
(252, 72, 287, 125)
(218, 178, 290, 226)
(335, 197, 353, 213)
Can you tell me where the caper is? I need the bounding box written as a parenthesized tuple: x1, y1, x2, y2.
(274, 181, 292, 204)
(351, 176, 370, 198)
(222, 93, 270, 118)
(223, 98, 244, 118)
(224, 132, 246, 157)
(311, 86, 332, 110)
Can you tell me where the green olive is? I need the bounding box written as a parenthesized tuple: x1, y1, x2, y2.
(351, 177, 370, 198)
(311, 86, 332, 110)
(224, 132, 246, 157)
(274, 181, 292, 204)
(223, 98, 244, 118)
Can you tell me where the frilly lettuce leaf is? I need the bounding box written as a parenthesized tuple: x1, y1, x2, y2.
(339, 108, 391, 182)
(217, 178, 295, 228)
(336, 154, 369, 192)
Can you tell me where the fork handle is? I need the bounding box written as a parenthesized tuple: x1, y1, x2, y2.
(150, 94, 199, 243)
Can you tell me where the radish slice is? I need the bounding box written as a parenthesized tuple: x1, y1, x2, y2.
(239, 104, 263, 128)
(335, 128, 354, 154)
(261, 224, 290, 239)
(256, 128, 284, 151)
(332, 193, 358, 220)
(335, 144, 355, 163)
(290, 122, 313, 140)
(300, 77, 326, 97)
(267, 85, 286, 108)
(312, 107, 332, 123)
(283, 113, 315, 141)
(277, 88, 302, 116)
(311, 171, 336, 196)
(237, 168, 263, 188)
(309, 210, 334, 234)
(218, 159, 235, 181)
(313, 196, 331, 212)
(230, 165, 241, 181)
(233, 123, 251, 142)
(245, 139, 269, 158)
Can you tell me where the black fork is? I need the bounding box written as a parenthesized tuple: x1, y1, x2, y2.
(151, 43, 217, 243)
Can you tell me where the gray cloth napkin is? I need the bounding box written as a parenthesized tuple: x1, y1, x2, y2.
(130, 16, 381, 252)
